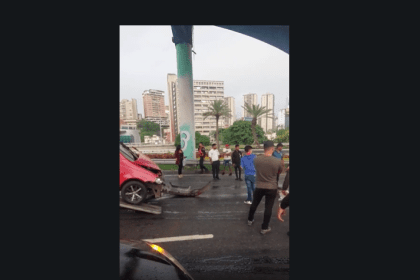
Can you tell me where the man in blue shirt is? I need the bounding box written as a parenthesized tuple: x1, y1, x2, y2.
(272, 143, 284, 185)
(241, 145, 257, 205)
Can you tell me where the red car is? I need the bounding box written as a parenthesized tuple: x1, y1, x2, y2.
(120, 142, 166, 205)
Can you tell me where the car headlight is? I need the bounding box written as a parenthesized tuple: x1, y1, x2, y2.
(155, 178, 163, 184)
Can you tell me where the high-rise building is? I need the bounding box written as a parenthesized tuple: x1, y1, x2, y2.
(142, 89, 168, 130)
(167, 74, 178, 142)
(223, 96, 235, 127)
(278, 109, 287, 129)
(167, 74, 225, 139)
(142, 89, 166, 118)
(259, 93, 275, 132)
(242, 93, 258, 118)
(193, 80, 224, 137)
(120, 98, 138, 122)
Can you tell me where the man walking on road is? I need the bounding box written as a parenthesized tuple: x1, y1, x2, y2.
(231, 144, 243, 181)
(198, 142, 209, 174)
(247, 141, 283, 235)
(208, 143, 220, 180)
(241, 145, 257, 204)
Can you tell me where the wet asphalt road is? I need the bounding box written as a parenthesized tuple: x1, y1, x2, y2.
(120, 172, 290, 280)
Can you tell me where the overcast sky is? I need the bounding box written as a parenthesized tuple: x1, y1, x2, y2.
(120, 25, 289, 120)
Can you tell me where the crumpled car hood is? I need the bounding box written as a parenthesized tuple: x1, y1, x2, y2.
(133, 153, 162, 172)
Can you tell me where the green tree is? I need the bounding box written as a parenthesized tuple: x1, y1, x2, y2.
(137, 119, 161, 142)
(175, 131, 210, 148)
(221, 120, 266, 145)
(209, 128, 225, 143)
(195, 132, 210, 148)
(275, 129, 289, 143)
(242, 103, 274, 148)
(202, 100, 232, 151)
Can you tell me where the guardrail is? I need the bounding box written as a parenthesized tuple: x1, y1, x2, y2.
(125, 142, 288, 147)
(151, 158, 290, 165)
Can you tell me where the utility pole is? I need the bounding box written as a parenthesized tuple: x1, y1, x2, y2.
(171, 25, 195, 161)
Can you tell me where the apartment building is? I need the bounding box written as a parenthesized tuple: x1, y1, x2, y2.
(193, 80, 225, 137)
(167, 74, 178, 142)
(278, 109, 286, 129)
(120, 98, 138, 122)
(167, 74, 225, 139)
(142, 89, 166, 118)
(258, 93, 275, 132)
(223, 96, 235, 128)
(242, 93, 258, 118)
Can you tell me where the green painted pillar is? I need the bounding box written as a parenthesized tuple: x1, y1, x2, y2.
(173, 26, 195, 161)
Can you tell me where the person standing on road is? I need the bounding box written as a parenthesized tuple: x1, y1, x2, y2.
(174, 145, 186, 179)
(231, 144, 243, 181)
(272, 143, 284, 185)
(198, 142, 209, 174)
(208, 143, 221, 180)
(247, 141, 283, 235)
(241, 145, 257, 204)
(222, 144, 233, 176)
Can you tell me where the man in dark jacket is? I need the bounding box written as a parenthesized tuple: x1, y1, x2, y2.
(231, 144, 243, 181)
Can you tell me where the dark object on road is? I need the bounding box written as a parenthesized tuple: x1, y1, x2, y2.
(120, 239, 194, 280)
(120, 142, 212, 207)
(168, 181, 212, 197)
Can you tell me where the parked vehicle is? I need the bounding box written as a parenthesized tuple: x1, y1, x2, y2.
(120, 239, 194, 280)
(119, 142, 212, 205)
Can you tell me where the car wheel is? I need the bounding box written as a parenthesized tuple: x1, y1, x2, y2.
(121, 181, 147, 205)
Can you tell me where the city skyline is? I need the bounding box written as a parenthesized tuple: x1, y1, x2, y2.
(120, 25, 289, 121)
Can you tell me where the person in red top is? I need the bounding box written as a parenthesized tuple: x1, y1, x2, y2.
(198, 142, 209, 174)
(174, 145, 186, 178)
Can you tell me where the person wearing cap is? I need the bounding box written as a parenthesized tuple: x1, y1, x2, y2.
(247, 140, 283, 235)
(221, 144, 233, 176)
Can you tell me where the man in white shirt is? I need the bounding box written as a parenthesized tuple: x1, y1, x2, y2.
(222, 144, 233, 176)
(208, 143, 221, 180)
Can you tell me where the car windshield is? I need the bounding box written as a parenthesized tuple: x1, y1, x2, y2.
(120, 142, 138, 162)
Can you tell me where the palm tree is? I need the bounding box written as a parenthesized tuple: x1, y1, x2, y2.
(242, 103, 274, 148)
(202, 100, 232, 151)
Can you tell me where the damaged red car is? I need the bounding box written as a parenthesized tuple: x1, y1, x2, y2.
(120, 142, 212, 205)
(120, 142, 167, 205)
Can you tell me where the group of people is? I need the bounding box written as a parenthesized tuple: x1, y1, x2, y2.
(174, 141, 290, 236)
